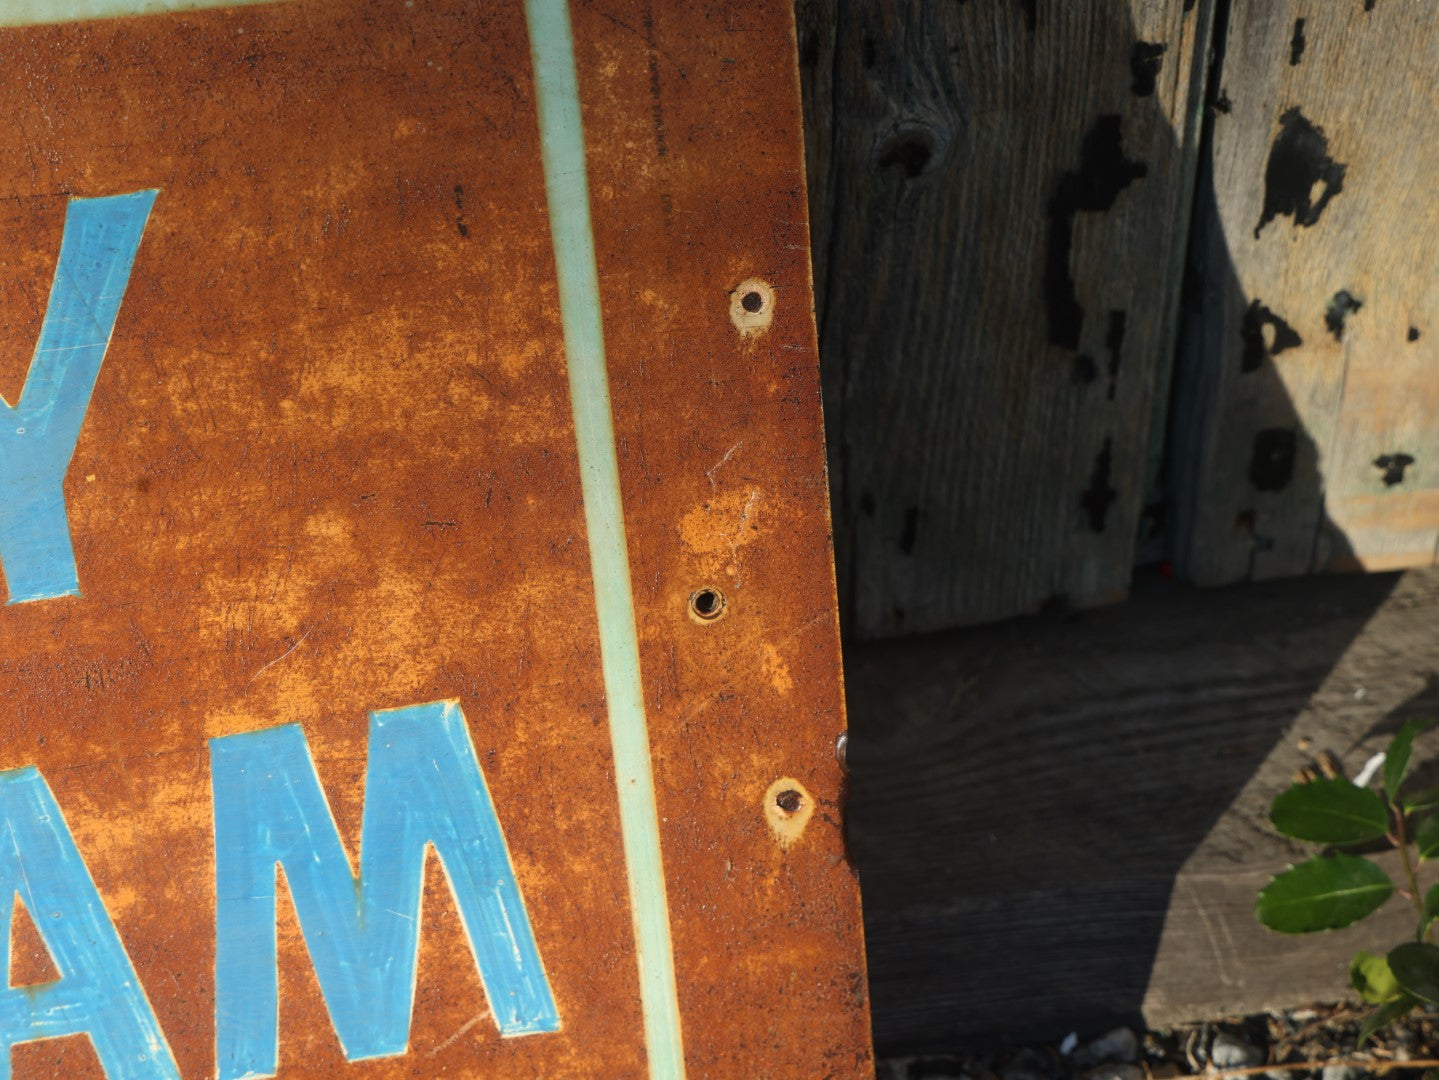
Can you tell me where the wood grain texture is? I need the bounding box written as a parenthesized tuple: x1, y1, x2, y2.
(846, 566, 1439, 1049)
(799, 0, 1213, 638)
(1173, 1, 1439, 586)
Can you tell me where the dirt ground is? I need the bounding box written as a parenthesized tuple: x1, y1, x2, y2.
(877, 1004, 1439, 1080)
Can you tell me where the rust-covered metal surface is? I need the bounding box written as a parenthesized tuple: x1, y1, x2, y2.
(0, 2, 871, 1077)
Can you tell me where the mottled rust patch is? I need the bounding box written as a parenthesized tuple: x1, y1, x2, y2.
(0, 0, 869, 1076)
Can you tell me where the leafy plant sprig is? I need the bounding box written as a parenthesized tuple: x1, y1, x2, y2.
(1257, 718, 1439, 1043)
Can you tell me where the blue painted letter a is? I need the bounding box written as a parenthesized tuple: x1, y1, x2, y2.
(0, 767, 179, 1080)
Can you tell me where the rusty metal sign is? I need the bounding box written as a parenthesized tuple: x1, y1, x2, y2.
(0, 1, 871, 1077)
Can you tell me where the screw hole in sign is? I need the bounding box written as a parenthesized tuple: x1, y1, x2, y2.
(729, 278, 774, 338)
(763, 777, 814, 849)
(688, 587, 726, 623)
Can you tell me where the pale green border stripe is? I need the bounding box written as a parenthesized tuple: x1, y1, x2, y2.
(525, 3, 686, 1078)
(0, 0, 283, 27)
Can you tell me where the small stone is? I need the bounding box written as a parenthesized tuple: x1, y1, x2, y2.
(1210, 1032, 1264, 1070)
(1074, 1027, 1139, 1067)
(1391, 1026, 1418, 1061)
(1321, 1066, 1363, 1080)
(1083, 1065, 1143, 1080)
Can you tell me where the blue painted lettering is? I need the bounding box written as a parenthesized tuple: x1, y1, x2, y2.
(0, 190, 156, 604)
(211, 700, 558, 1080)
(0, 767, 179, 1080)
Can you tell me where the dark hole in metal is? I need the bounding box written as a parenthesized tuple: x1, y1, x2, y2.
(690, 588, 725, 620)
(775, 789, 803, 813)
(741, 291, 764, 313)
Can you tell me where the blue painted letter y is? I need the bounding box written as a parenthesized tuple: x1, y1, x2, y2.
(0, 191, 156, 604)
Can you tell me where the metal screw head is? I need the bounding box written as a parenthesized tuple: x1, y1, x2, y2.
(834, 731, 848, 772)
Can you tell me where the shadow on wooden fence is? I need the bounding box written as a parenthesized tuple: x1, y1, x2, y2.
(795, 0, 1419, 1052)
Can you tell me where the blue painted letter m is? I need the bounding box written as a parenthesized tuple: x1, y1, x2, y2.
(0, 191, 156, 604)
(211, 701, 558, 1080)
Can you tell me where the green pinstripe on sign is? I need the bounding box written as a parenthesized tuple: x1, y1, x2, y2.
(526, 1, 687, 1077)
(0, 0, 285, 27)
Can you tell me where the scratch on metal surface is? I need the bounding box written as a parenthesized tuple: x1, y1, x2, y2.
(246, 625, 313, 685)
(429, 1009, 492, 1057)
(704, 440, 743, 489)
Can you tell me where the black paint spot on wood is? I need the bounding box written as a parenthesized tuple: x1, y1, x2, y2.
(1409, 326, 1422, 342)
(1080, 439, 1116, 532)
(1374, 453, 1415, 486)
(1105, 310, 1125, 400)
(1212, 90, 1232, 114)
(1325, 290, 1363, 340)
(1255, 108, 1346, 238)
(1046, 116, 1147, 350)
(1249, 428, 1297, 492)
(1073, 354, 1098, 385)
(1289, 19, 1306, 65)
(878, 131, 934, 179)
(1130, 42, 1166, 97)
(899, 506, 920, 553)
(1240, 300, 1302, 372)
(1184, 0, 1196, 11)
(1016, 0, 1036, 33)
(1365, 0, 1376, 10)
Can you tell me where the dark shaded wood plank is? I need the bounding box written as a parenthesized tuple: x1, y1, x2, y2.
(847, 567, 1439, 1050)
(1173, 1, 1439, 585)
(804, 0, 1213, 638)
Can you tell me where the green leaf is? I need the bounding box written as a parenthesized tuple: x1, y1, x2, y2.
(1351, 949, 1403, 1003)
(1359, 994, 1419, 1047)
(1407, 785, 1439, 813)
(1268, 778, 1390, 844)
(1419, 812, 1439, 861)
(1389, 941, 1439, 1003)
(1386, 719, 1435, 800)
(1417, 883, 1439, 941)
(1255, 854, 1395, 933)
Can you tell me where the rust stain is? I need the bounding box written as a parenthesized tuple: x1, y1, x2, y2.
(0, 0, 870, 1077)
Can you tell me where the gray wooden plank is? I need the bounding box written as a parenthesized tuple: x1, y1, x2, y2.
(803, 0, 1213, 638)
(1173, 1, 1439, 586)
(847, 567, 1439, 1050)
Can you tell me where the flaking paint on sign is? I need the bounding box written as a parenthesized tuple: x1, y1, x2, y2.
(0, 1, 871, 1077)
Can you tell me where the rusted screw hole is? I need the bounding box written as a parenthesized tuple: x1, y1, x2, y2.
(741, 290, 764, 313)
(775, 789, 803, 814)
(689, 587, 726, 621)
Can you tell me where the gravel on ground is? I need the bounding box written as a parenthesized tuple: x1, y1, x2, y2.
(878, 1004, 1439, 1080)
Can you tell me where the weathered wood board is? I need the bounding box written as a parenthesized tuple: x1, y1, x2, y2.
(1173, 1, 1439, 586)
(0, 2, 870, 1077)
(798, 0, 1215, 637)
(846, 567, 1439, 1050)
